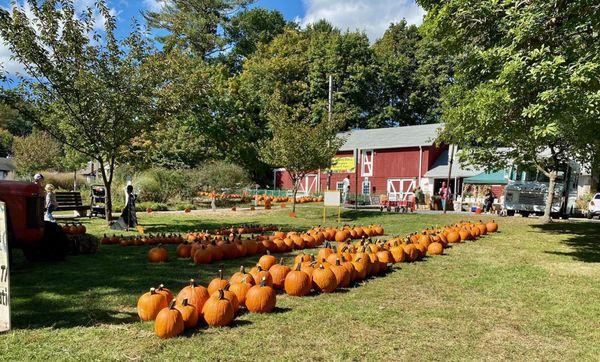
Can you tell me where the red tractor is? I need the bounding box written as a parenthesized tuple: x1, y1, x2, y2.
(0, 180, 68, 261)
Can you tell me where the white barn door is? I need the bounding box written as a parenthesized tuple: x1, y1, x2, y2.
(298, 174, 318, 196)
(387, 178, 416, 201)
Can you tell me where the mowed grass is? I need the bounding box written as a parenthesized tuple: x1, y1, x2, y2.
(1, 205, 599, 360)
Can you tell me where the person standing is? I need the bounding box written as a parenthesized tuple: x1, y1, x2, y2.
(44, 184, 57, 222)
(439, 181, 451, 211)
(484, 188, 495, 213)
(33, 173, 44, 187)
(111, 183, 138, 231)
(342, 175, 351, 202)
(414, 186, 424, 210)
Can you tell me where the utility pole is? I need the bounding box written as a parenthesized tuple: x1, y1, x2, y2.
(328, 74, 333, 123)
(444, 145, 455, 214)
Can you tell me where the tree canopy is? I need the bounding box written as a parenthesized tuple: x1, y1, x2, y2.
(420, 0, 600, 222)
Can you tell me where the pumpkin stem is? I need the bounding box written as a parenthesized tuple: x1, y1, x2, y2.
(267, 250, 271, 255)
(240, 265, 245, 274)
(295, 263, 302, 271)
(168, 300, 176, 309)
(218, 269, 223, 280)
(189, 279, 196, 287)
(260, 276, 267, 287)
(150, 287, 156, 294)
(182, 298, 189, 306)
(218, 289, 225, 300)
(279, 257, 284, 265)
(158, 284, 166, 290)
(335, 258, 341, 266)
(224, 283, 231, 291)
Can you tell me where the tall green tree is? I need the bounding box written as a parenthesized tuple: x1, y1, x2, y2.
(144, 0, 252, 58)
(223, 7, 288, 71)
(0, 0, 160, 222)
(11, 131, 62, 176)
(241, 24, 376, 131)
(371, 20, 452, 127)
(420, 0, 600, 223)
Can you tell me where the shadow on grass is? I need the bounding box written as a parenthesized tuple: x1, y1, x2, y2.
(531, 221, 600, 263)
(8, 218, 305, 330)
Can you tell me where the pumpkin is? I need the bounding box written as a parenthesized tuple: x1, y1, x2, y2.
(334, 230, 347, 243)
(176, 242, 192, 259)
(390, 243, 406, 263)
(175, 298, 199, 328)
(486, 220, 498, 233)
(218, 284, 240, 313)
(245, 277, 277, 313)
(269, 258, 291, 290)
(193, 245, 213, 264)
(208, 242, 224, 261)
(284, 263, 312, 296)
(258, 251, 277, 270)
(156, 284, 174, 304)
(229, 280, 252, 306)
(317, 244, 334, 261)
(446, 231, 461, 243)
(137, 287, 168, 321)
(312, 265, 338, 293)
(250, 265, 274, 287)
(175, 279, 210, 315)
(351, 257, 368, 281)
(148, 244, 168, 263)
(230, 266, 255, 285)
(403, 244, 419, 262)
(207, 269, 229, 295)
(154, 301, 184, 339)
(427, 242, 444, 255)
(476, 221, 488, 235)
(329, 259, 351, 288)
(459, 229, 471, 241)
(202, 290, 235, 327)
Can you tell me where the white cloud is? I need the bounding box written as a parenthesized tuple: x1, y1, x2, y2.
(299, 0, 426, 42)
(0, 1, 119, 77)
(143, 0, 169, 12)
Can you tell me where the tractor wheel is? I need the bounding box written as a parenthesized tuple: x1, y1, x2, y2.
(23, 222, 68, 262)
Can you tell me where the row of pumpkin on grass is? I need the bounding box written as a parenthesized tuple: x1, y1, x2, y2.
(99, 224, 280, 246)
(138, 220, 499, 338)
(147, 224, 386, 263)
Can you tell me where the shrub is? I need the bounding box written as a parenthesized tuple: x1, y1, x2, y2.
(175, 203, 196, 211)
(43, 172, 88, 191)
(196, 160, 251, 192)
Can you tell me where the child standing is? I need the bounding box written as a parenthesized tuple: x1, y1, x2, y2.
(45, 184, 58, 222)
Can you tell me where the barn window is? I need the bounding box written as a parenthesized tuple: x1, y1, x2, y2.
(361, 150, 373, 177)
(362, 180, 371, 195)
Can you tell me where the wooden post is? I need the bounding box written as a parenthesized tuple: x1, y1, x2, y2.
(444, 145, 455, 214)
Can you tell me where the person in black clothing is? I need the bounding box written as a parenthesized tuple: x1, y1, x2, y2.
(484, 188, 495, 213)
(111, 184, 138, 230)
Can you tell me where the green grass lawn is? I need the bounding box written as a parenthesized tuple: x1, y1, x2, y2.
(2, 206, 599, 360)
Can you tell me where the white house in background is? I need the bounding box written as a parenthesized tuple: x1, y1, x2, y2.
(0, 158, 16, 180)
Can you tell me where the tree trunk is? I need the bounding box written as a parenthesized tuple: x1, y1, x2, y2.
(292, 187, 298, 213)
(98, 159, 113, 223)
(540, 171, 557, 224)
(73, 170, 77, 191)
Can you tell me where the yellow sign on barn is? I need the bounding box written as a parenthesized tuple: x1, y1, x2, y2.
(329, 157, 355, 173)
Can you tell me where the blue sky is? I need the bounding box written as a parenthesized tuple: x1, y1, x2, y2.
(1, 0, 425, 75)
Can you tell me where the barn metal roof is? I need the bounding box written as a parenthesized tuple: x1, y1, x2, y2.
(338, 123, 443, 151)
(0, 157, 16, 172)
(424, 149, 483, 178)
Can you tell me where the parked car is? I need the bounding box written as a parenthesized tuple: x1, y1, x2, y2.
(587, 193, 600, 219)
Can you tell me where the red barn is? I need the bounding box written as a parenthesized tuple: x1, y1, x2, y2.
(274, 124, 456, 199)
